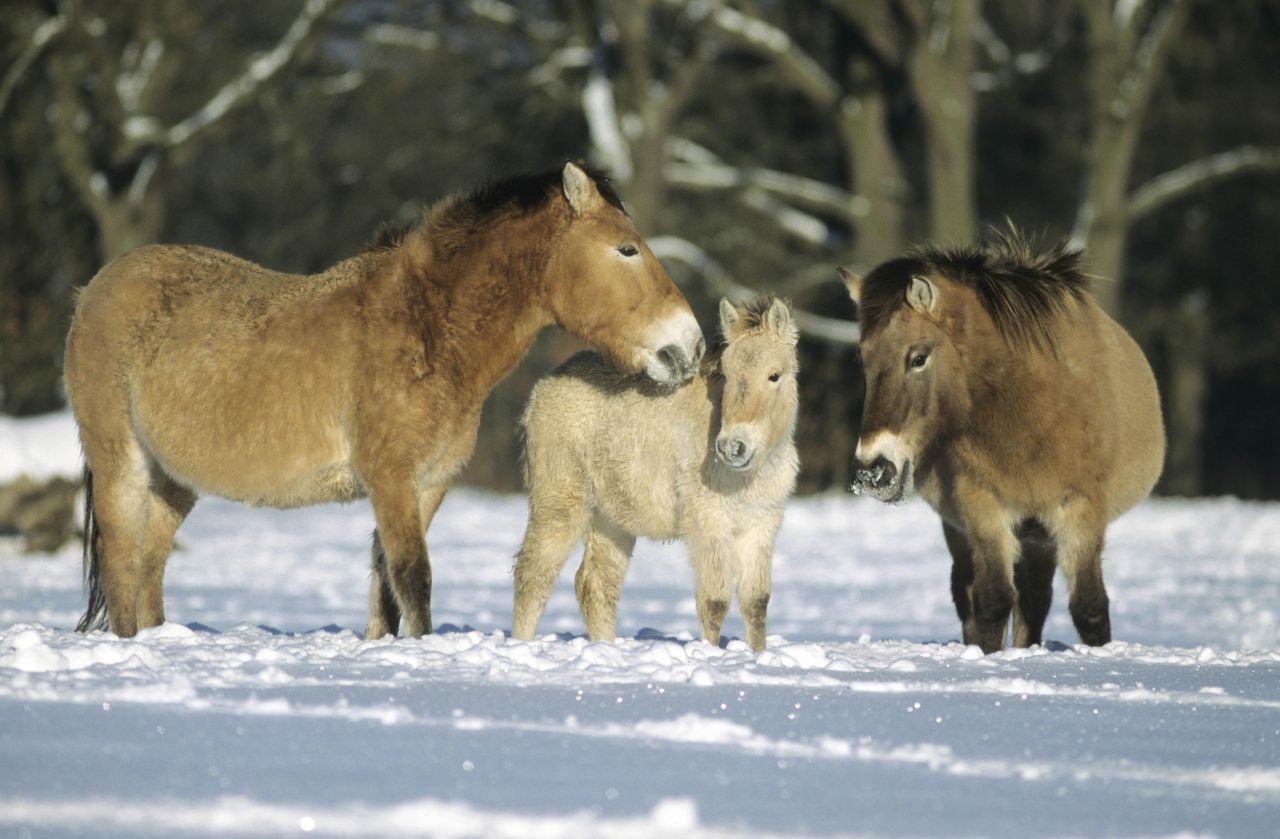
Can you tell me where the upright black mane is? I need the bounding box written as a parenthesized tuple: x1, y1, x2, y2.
(857, 226, 1089, 347)
(363, 165, 626, 254)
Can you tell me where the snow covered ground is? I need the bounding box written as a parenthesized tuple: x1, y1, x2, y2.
(1, 414, 1278, 838)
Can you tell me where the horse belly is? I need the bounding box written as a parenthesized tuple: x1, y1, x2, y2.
(131, 366, 361, 508)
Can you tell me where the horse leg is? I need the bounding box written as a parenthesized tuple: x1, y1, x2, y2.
(943, 518, 1015, 654)
(574, 515, 635, 642)
(368, 480, 444, 639)
(365, 529, 400, 639)
(733, 518, 779, 652)
(86, 449, 152, 638)
(511, 492, 590, 641)
(1012, 535, 1056, 647)
(134, 473, 197, 630)
(1052, 509, 1111, 646)
(690, 533, 731, 647)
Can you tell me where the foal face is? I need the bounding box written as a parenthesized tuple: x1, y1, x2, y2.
(713, 298, 799, 471)
(548, 163, 704, 386)
(843, 269, 961, 502)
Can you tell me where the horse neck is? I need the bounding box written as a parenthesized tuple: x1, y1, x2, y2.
(395, 217, 556, 398)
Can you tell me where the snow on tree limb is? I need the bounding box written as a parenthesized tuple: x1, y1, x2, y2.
(648, 236, 862, 345)
(161, 0, 337, 148)
(0, 15, 67, 119)
(1127, 146, 1280, 221)
(583, 64, 634, 180)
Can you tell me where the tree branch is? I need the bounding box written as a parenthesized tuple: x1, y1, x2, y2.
(0, 14, 67, 119)
(1128, 146, 1280, 221)
(159, 0, 337, 148)
(648, 236, 862, 345)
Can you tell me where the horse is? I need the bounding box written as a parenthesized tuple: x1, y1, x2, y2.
(842, 228, 1164, 654)
(65, 162, 705, 639)
(511, 296, 800, 651)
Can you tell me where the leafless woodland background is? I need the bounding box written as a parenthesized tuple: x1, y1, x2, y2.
(2, 0, 1279, 497)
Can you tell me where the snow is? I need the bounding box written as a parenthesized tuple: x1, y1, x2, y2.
(1, 414, 1279, 837)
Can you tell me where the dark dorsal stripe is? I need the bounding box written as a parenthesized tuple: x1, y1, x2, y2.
(362, 165, 625, 254)
(857, 226, 1089, 348)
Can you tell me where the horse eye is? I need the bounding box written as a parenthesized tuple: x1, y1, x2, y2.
(617, 244, 639, 257)
(768, 372, 781, 382)
(909, 353, 929, 370)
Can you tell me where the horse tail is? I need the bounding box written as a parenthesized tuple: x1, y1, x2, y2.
(75, 465, 108, 632)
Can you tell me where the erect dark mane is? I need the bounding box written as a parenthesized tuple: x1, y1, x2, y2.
(857, 226, 1089, 348)
(362, 165, 626, 255)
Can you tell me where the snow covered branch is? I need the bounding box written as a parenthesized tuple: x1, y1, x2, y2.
(1110, 0, 1188, 122)
(682, 0, 842, 110)
(1127, 146, 1280, 221)
(364, 24, 440, 53)
(160, 0, 337, 148)
(648, 236, 862, 345)
(0, 14, 66, 119)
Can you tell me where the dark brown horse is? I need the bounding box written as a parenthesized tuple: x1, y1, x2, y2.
(843, 229, 1164, 653)
(65, 163, 704, 638)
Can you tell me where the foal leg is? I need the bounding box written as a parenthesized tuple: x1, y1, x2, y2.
(733, 517, 780, 652)
(943, 515, 1016, 654)
(1011, 534, 1056, 648)
(368, 480, 446, 639)
(574, 514, 635, 642)
(511, 491, 590, 641)
(689, 532, 732, 647)
(134, 473, 197, 630)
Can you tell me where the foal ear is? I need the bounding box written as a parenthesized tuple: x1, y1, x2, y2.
(765, 298, 798, 344)
(837, 266, 863, 306)
(562, 161, 602, 216)
(718, 297, 741, 337)
(906, 275, 937, 315)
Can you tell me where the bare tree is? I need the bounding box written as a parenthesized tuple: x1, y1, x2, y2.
(39, 0, 339, 262)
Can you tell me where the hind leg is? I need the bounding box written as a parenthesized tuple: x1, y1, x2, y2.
(574, 514, 635, 642)
(365, 529, 400, 639)
(134, 472, 196, 630)
(511, 491, 591, 640)
(87, 447, 153, 637)
(1012, 536, 1056, 648)
(943, 516, 1016, 654)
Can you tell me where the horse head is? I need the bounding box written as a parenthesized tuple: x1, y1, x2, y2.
(712, 296, 800, 471)
(546, 162, 703, 386)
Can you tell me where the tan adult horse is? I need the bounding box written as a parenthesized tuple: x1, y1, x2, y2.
(512, 296, 800, 651)
(843, 228, 1164, 653)
(65, 162, 704, 639)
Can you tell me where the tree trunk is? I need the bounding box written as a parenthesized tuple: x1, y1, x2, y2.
(1159, 293, 1208, 496)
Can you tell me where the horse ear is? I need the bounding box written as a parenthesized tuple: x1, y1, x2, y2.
(719, 297, 740, 337)
(765, 298, 798, 344)
(562, 161, 602, 216)
(837, 266, 863, 306)
(907, 275, 937, 315)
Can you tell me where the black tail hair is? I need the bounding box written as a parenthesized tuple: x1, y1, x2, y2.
(75, 465, 107, 632)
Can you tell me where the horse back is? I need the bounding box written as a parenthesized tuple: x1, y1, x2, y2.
(66, 244, 378, 507)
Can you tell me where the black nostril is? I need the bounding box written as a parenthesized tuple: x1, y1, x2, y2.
(657, 344, 687, 374)
(870, 456, 896, 488)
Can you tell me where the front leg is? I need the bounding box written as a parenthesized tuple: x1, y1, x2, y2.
(943, 507, 1016, 654)
(367, 481, 449, 639)
(689, 532, 731, 647)
(733, 516, 781, 652)
(365, 529, 400, 639)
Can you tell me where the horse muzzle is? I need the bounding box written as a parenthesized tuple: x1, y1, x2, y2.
(642, 314, 705, 385)
(849, 455, 911, 503)
(714, 432, 756, 471)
